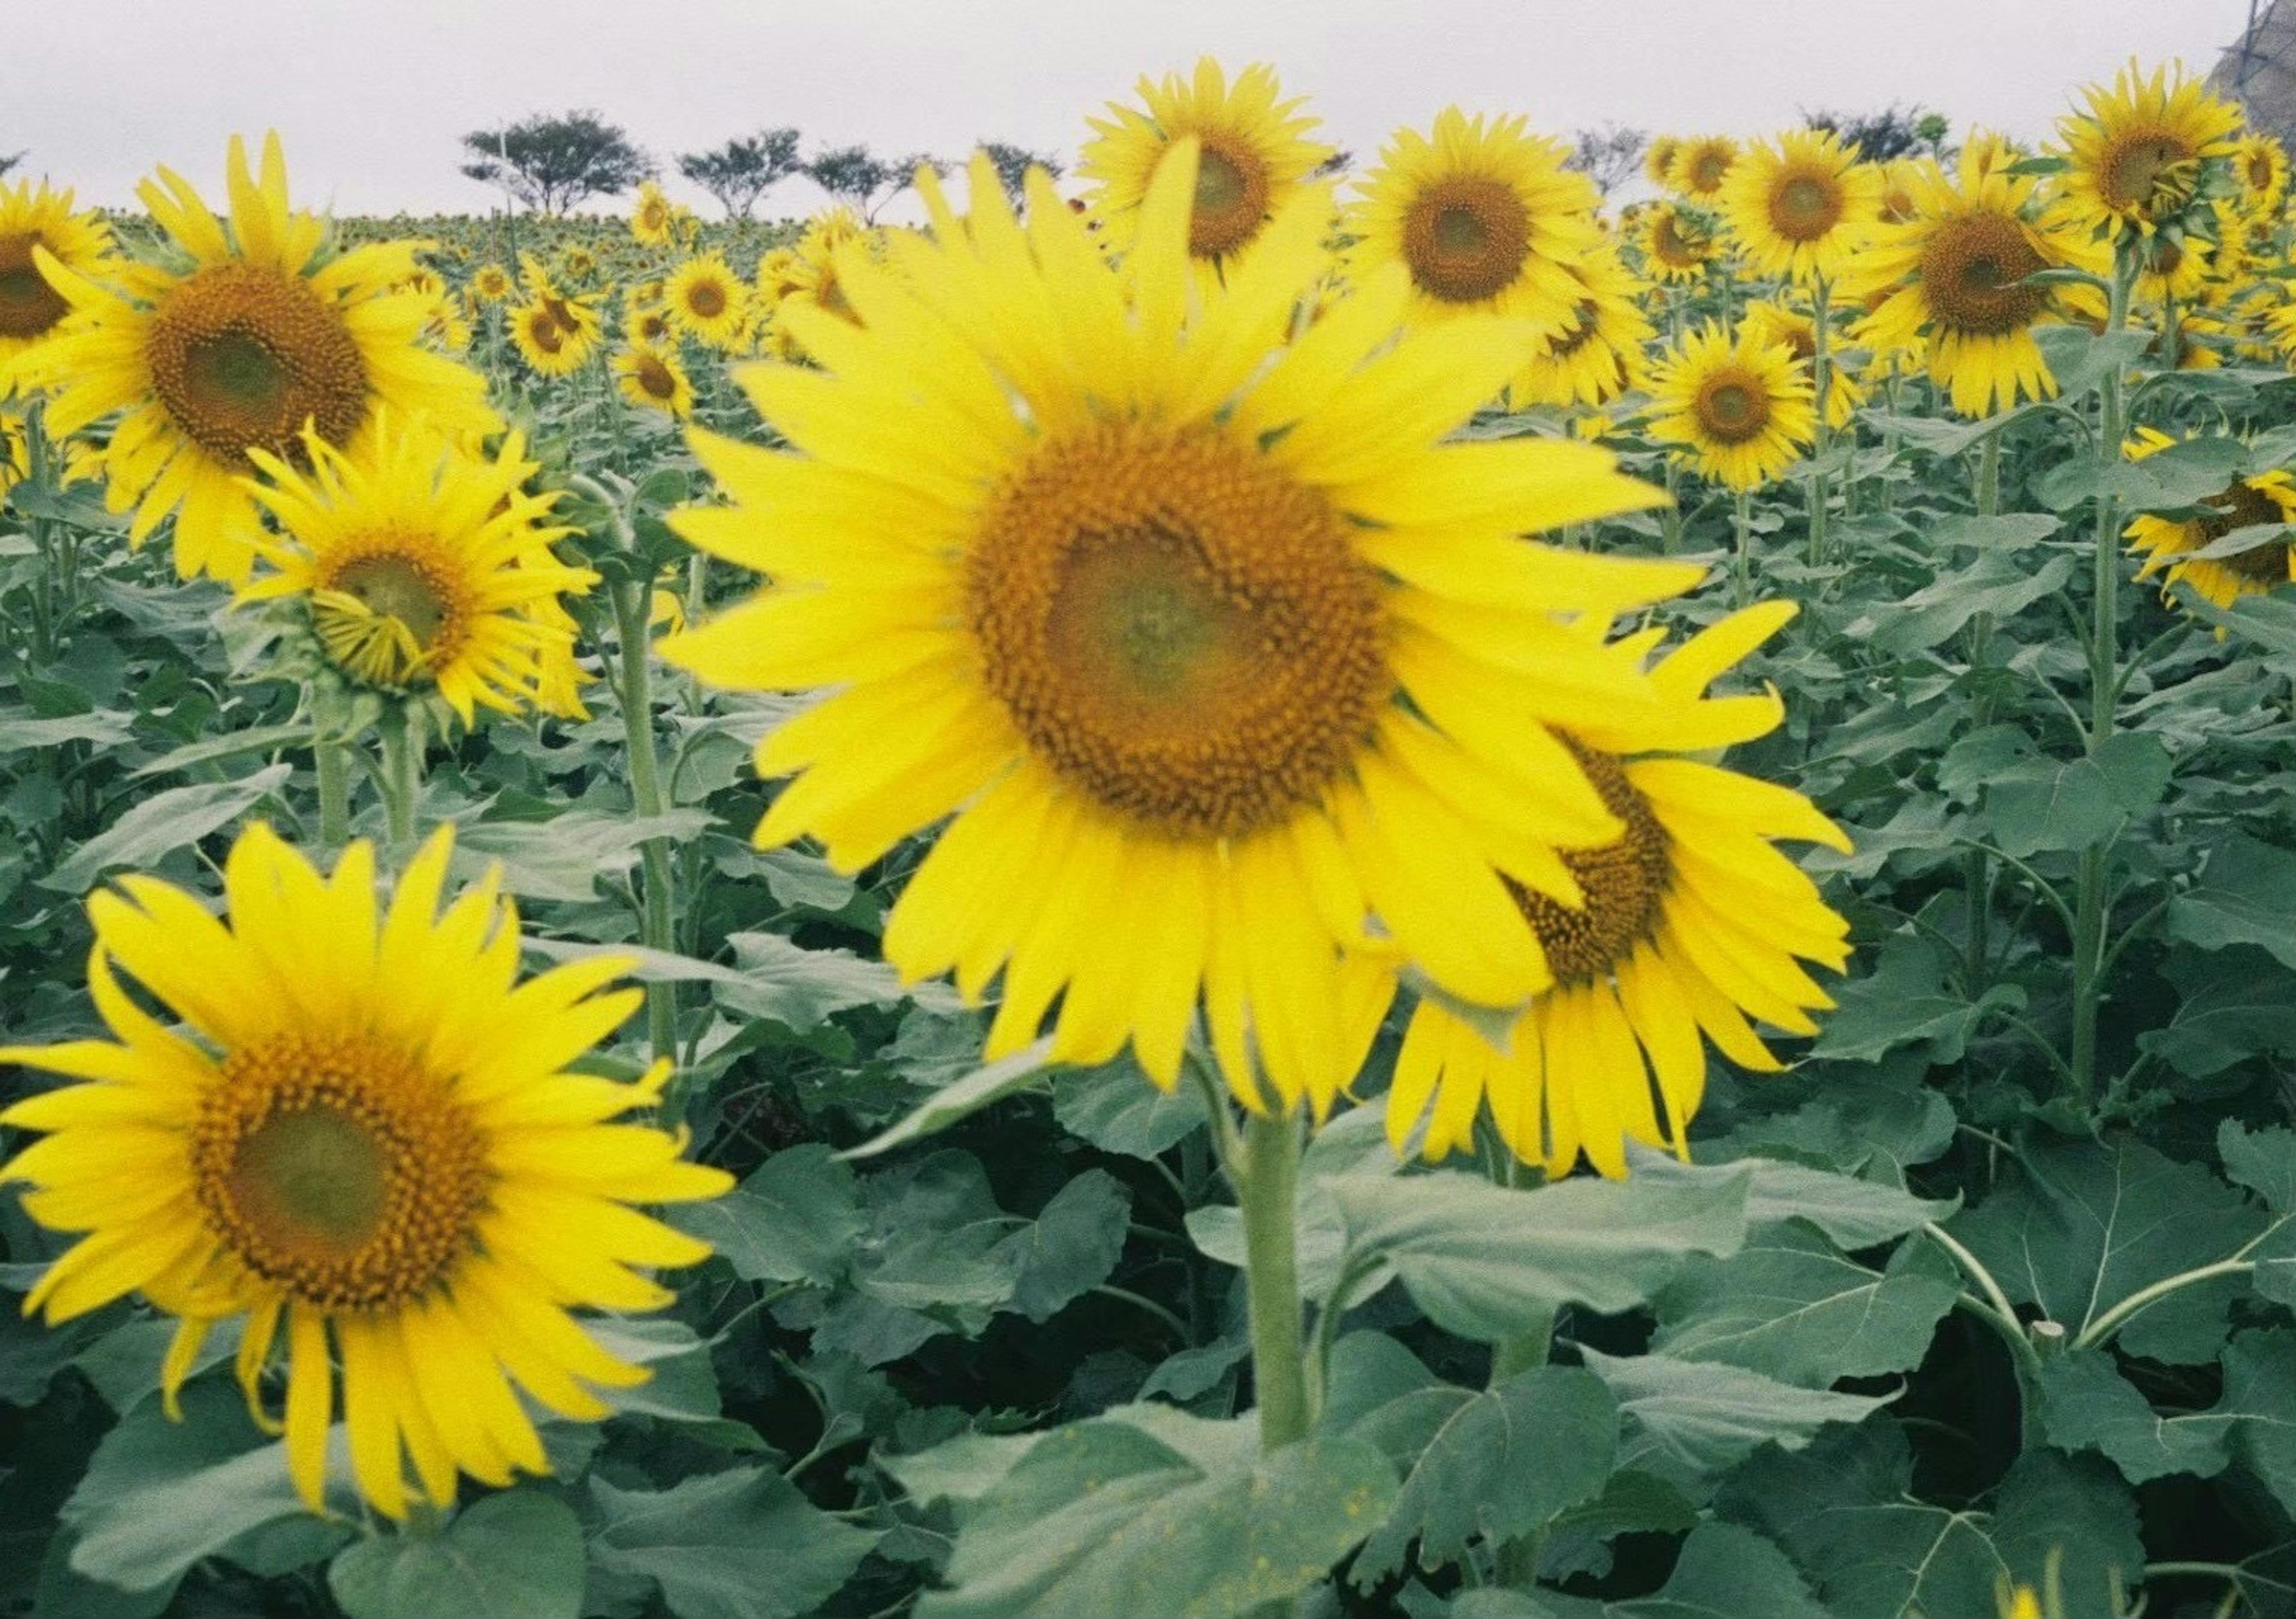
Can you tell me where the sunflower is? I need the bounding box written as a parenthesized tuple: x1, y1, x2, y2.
(2123, 426, 2296, 607)
(1717, 128, 1882, 286)
(468, 262, 514, 303)
(0, 177, 113, 369)
(1644, 136, 1685, 189)
(1875, 158, 1928, 225)
(1848, 144, 2083, 419)
(234, 417, 597, 726)
(1740, 300, 1867, 428)
(0, 823, 731, 1518)
(1644, 321, 1816, 491)
(631, 180, 677, 246)
(6, 135, 494, 584)
(1347, 109, 1602, 337)
(755, 245, 808, 308)
(665, 253, 749, 350)
(518, 255, 602, 345)
(614, 343, 694, 419)
(625, 284, 676, 348)
(1079, 59, 1335, 273)
(1669, 136, 1738, 200)
(1509, 246, 1653, 410)
(1635, 201, 1720, 285)
(1385, 602, 1850, 1175)
(662, 149, 1712, 1116)
(2053, 60, 2242, 242)
(2133, 228, 2216, 306)
(508, 300, 596, 377)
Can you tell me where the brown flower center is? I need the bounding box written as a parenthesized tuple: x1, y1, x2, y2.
(144, 264, 368, 469)
(1513, 746, 1672, 985)
(1187, 136, 1272, 259)
(2203, 479, 2295, 585)
(0, 233, 69, 341)
(1919, 209, 2049, 335)
(2100, 132, 2197, 215)
(1768, 169, 1845, 242)
(1401, 175, 1532, 304)
(1694, 372, 1770, 444)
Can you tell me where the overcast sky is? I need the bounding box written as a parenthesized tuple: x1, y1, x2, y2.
(5, 0, 2264, 218)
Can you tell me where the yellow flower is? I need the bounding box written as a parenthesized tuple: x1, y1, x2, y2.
(509, 300, 597, 376)
(235, 417, 597, 726)
(631, 179, 677, 246)
(1079, 58, 1335, 273)
(2234, 132, 2291, 215)
(0, 823, 731, 1518)
(1509, 246, 1654, 410)
(663, 149, 1709, 1117)
(1635, 201, 1720, 285)
(1738, 298, 1866, 429)
(1347, 108, 1602, 338)
(2053, 60, 2242, 242)
(1645, 321, 1816, 490)
(1644, 136, 1684, 189)
(0, 175, 114, 369)
(8, 135, 494, 582)
(1669, 135, 1738, 200)
(1386, 603, 1849, 1175)
(615, 343, 694, 419)
(1718, 128, 1883, 285)
(664, 253, 749, 350)
(469, 262, 514, 303)
(2123, 426, 2296, 609)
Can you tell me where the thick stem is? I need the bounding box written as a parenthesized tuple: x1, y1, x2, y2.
(1236, 1108, 1309, 1454)
(1733, 488, 1753, 605)
(378, 706, 422, 851)
(612, 576, 678, 1062)
(1806, 277, 1833, 567)
(314, 730, 352, 851)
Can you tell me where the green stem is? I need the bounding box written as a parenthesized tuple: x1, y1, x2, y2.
(314, 729, 352, 851)
(1806, 276, 1833, 567)
(1236, 1108, 1308, 1454)
(22, 402, 56, 665)
(610, 576, 677, 1063)
(378, 705, 422, 851)
(1489, 1155, 1555, 1383)
(1733, 488, 1752, 605)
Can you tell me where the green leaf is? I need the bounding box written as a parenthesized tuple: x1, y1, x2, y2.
(2222, 1330, 2296, 1520)
(1351, 1366, 1617, 1584)
(1863, 551, 2076, 653)
(841, 1040, 1054, 1160)
(328, 1491, 583, 1619)
(1456, 1522, 1828, 1619)
(1329, 1166, 1750, 1340)
(996, 1169, 1130, 1322)
(1188, 1107, 1400, 1298)
(1630, 1150, 1957, 1247)
(1651, 1225, 1959, 1384)
(667, 1143, 862, 1285)
(1808, 934, 2022, 1066)
(2221, 1118, 2296, 1212)
(454, 808, 715, 902)
(2036, 323, 2153, 400)
(1980, 731, 2173, 857)
(718, 929, 949, 1030)
(42, 763, 291, 893)
(1922, 512, 2063, 552)
(2168, 833, 2296, 970)
(1987, 1451, 2146, 1619)
(912, 1419, 1397, 1618)
(1578, 1349, 1886, 1484)
(0, 713, 134, 755)
(2035, 1348, 2232, 1484)
(589, 1467, 879, 1619)
(1951, 1136, 2264, 1363)
(879, 1430, 1047, 1510)
(1052, 1056, 1208, 1158)
(2139, 951, 2296, 1080)
(128, 722, 315, 780)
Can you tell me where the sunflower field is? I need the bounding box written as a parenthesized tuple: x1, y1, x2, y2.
(9, 51, 2296, 1619)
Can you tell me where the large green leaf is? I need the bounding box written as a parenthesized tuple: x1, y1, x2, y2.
(589, 1467, 878, 1619)
(1979, 731, 2173, 857)
(2169, 833, 2296, 971)
(42, 763, 291, 892)
(1809, 934, 2023, 1066)
(328, 1491, 583, 1619)
(995, 1168, 1131, 1323)
(1579, 1349, 1885, 1486)
(2035, 1348, 2233, 1484)
(1455, 1522, 1828, 1619)
(666, 1142, 863, 1285)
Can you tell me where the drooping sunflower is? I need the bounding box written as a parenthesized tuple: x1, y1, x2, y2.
(1635, 201, 1720, 285)
(234, 417, 597, 726)
(2053, 60, 2242, 242)
(665, 253, 749, 350)
(1079, 59, 1335, 274)
(614, 343, 694, 419)
(663, 149, 1715, 1116)
(1669, 135, 1738, 200)
(1848, 144, 2083, 419)
(0, 823, 732, 1518)
(1717, 128, 1882, 286)
(1347, 109, 1602, 337)
(2123, 426, 2296, 608)
(1385, 603, 1850, 1175)
(1509, 246, 1654, 409)
(508, 300, 596, 377)
(631, 179, 677, 246)
(0, 177, 113, 369)
(1740, 299, 1866, 429)
(468, 262, 514, 303)
(1644, 322, 1816, 491)
(8, 136, 494, 583)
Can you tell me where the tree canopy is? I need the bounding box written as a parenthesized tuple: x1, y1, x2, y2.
(460, 111, 652, 214)
(677, 127, 804, 219)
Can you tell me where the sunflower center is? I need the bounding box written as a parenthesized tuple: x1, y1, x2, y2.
(636, 353, 679, 401)
(0, 233, 69, 340)
(1694, 374, 1770, 444)
(1513, 746, 1672, 985)
(1402, 176, 1532, 304)
(315, 543, 465, 688)
(191, 1033, 491, 1311)
(335, 553, 449, 646)
(1187, 138, 1271, 259)
(1769, 171, 1845, 242)
(1919, 210, 2048, 335)
(2101, 133, 2194, 212)
(145, 264, 368, 470)
(2203, 480, 2295, 585)
(527, 311, 565, 353)
(969, 421, 1390, 839)
(2249, 151, 2276, 190)
(1651, 211, 1706, 268)
(686, 280, 727, 319)
(1689, 151, 1730, 193)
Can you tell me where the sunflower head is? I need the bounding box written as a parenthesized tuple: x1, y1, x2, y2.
(1644, 320, 1817, 490)
(1718, 128, 1883, 285)
(469, 262, 514, 302)
(0, 176, 112, 365)
(2124, 426, 2296, 609)
(1079, 58, 1335, 267)
(1644, 135, 1684, 188)
(615, 343, 694, 419)
(1636, 201, 1720, 284)
(665, 253, 749, 349)
(1670, 136, 1738, 199)
(2053, 60, 2242, 242)
(631, 179, 677, 245)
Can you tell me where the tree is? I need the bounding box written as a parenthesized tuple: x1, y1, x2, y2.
(807, 144, 946, 221)
(460, 111, 652, 215)
(0, 152, 22, 180)
(977, 141, 1064, 206)
(1310, 150, 1354, 181)
(1563, 125, 1648, 199)
(1801, 103, 1946, 163)
(677, 127, 804, 219)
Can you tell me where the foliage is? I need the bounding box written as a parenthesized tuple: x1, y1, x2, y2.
(1563, 124, 1647, 197)
(1800, 102, 1949, 160)
(976, 140, 1065, 204)
(677, 128, 805, 219)
(460, 109, 654, 213)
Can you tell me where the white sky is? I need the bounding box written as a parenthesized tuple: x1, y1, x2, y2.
(5, 0, 2263, 218)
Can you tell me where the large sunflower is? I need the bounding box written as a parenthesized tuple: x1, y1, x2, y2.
(1386, 603, 1849, 1175)
(1644, 321, 1816, 491)
(1347, 109, 1602, 335)
(664, 253, 750, 351)
(1717, 129, 1882, 286)
(1079, 59, 1335, 273)
(663, 149, 1714, 1116)
(1509, 246, 1654, 410)
(2123, 426, 2296, 608)
(0, 823, 731, 1517)
(2053, 62, 2242, 242)
(234, 418, 597, 726)
(1847, 145, 2081, 419)
(0, 177, 112, 370)
(8, 136, 494, 584)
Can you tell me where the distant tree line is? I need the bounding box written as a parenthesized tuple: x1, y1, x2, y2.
(459, 110, 1062, 219)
